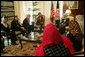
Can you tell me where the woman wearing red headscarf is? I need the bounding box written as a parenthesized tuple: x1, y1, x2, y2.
(34, 17, 75, 56)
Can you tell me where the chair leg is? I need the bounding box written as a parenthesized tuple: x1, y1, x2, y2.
(18, 37, 23, 49)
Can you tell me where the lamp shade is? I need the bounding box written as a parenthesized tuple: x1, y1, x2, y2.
(65, 9, 71, 15)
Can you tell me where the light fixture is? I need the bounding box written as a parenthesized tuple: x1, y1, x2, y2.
(65, 9, 71, 16)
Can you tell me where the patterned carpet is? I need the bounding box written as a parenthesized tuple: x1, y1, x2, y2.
(1, 41, 39, 56)
(1, 40, 84, 56)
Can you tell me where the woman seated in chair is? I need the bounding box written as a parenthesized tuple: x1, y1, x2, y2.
(34, 17, 75, 56)
(11, 16, 23, 45)
(36, 12, 45, 32)
(68, 17, 83, 52)
(1, 16, 10, 52)
(23, 14, 31, 37)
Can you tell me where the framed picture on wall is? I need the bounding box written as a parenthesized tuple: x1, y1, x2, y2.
(65, 1, 78, 9)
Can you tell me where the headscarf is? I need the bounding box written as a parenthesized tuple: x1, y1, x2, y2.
(1, 16, 8, 28)
(1, 16, 4, 24)
(34, 23, 74, 56)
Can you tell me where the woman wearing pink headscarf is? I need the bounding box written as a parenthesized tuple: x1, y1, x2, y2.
(34, 17, 75, 56)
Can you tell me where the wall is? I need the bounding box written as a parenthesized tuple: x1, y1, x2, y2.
(14, 1, 51, 25)
(14, 1, 66, 25)
(63, 1, 84, 17)
(14, 1, 20, 18)
(14, 1, 22, 25)
(71, 1, 84, 16)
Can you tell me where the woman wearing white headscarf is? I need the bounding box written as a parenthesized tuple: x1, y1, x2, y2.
(1, 16, 10, 53)
(1, 16, 9, 32)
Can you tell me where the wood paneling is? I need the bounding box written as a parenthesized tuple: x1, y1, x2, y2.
(63, 1, 84, 17)
(71, 1, 84, 16)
